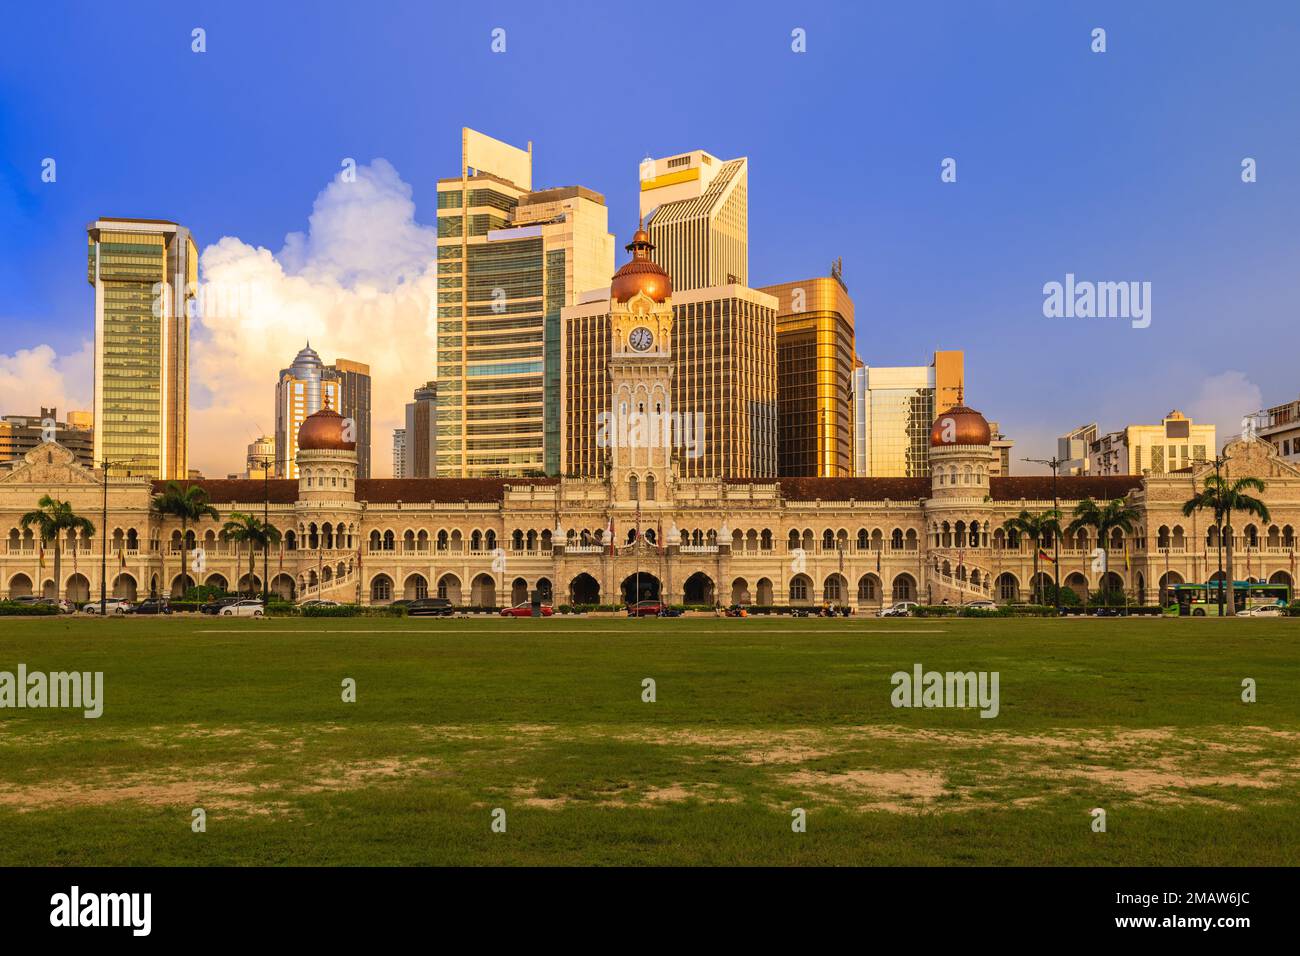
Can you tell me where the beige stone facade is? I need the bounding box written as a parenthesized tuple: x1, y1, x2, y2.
(4, 434, 1298, 610)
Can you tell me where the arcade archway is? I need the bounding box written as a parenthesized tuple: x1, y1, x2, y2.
(621, 573, 661, 604)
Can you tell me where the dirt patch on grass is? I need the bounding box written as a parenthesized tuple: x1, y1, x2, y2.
(783, 769, 948, 812)
(0, 755, 443, 815)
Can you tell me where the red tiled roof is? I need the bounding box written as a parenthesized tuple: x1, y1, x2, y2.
(991, 475, 1142, 501)
(356, 478, 559, 503)
(726, 477, 931, 501)
(150, 479, 299, 504)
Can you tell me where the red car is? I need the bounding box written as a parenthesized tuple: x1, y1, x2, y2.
(627, 600, 664, 617)
(500, 602, 554, 617)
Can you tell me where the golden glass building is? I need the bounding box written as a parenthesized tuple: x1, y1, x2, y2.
(852, 350, 964, 477)
(758, 270, 855, 477)
(562, 235, 777, 480)
(87, 217, 196, 479)
(435, 128, 614, 477)
(639, 149, 748, 292)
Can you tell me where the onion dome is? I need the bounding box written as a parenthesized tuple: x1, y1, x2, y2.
(930, 405, 992, 447)
(611, 227, 672, 303)
(298, 405, 355, 452)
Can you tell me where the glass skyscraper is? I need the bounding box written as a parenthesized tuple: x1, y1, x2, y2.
(87, 217, 196, 479)
(852, 351, 964, 477)
(434, 128, 613, 477)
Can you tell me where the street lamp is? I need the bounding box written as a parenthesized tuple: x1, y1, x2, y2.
(1022, 456, 1065, 612)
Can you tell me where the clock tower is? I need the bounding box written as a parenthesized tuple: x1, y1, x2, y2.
(606, 227, 674, 503)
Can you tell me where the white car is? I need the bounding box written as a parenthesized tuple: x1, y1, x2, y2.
(963, 600, 998, 611)
(221, 600, 265, 617)
(82, 599, 132, 615)
(1247, 604, 1285, 618)
(878, 601, 919, 618)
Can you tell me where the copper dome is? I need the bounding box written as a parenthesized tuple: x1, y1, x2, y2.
(611, 227, 671, 303)
(930, 405, 992, 447)
(298, 406, 356, 452)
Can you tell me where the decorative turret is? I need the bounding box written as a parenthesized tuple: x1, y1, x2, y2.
(929, 397, 996, 498)
(296, 398, 358, 502)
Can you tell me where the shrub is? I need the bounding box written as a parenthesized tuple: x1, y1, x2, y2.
(0, 601, 59, 616)
(302, 604, 360, 617)
(912, 605, 958, 617)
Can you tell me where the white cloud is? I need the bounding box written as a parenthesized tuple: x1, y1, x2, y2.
(1186, 370, 1264, 451)
(190, 159, 437, 477)
(0, 160, 437, 477)
(0, 341, 93, 418)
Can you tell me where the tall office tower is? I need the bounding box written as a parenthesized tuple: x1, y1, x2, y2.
(392, 428, 407, 478)
(638, 150, 748, 292)
(87, 218, 196, 478)
(562, 230, 777, 479)
(851, 350, 964, 477)
(326, 358, 372, 478)
(275, 342, 339, 478)
(0, 408, 95, 468)
(244, 435, 275, 479)
(435, 128, 614, 478)
(403, 382, 438, 478)
(758, 264, 856, 477)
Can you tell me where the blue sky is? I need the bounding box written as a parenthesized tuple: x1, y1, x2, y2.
(2, 0, 1298, 473)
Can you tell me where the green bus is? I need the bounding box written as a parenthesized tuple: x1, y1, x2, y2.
(1170, 581, 1291, 616)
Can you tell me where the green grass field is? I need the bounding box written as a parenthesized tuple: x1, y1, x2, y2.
(0, 614, 1297, 866)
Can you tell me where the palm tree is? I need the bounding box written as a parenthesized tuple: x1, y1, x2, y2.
(151, 482, 219, 599)
(219, 512, 281, 597)
(1000, 508, 1062, 605)
(1182, 475, 1269, 616)
(20, 495, 95, 603)
(1067, 498, 1140, 605)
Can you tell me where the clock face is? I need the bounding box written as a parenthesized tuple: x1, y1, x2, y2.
(629, 327, 654, 352)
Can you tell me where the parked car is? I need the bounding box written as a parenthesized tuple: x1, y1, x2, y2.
(878, 601, 919, 618)
(627, 600, 665, 617)
(1092, 606, 1122, 617)
(1248, 604, 1285, 617)
(9, 595, 42, 605)
(299, 599, 339, 609)
(220, 600, 264, 617)
(133, 598, 173, 615)
(36, 598, 76, 614)
(407, 597, 454, 617)
(389, 599, 414, 610)
(200, 597, 243, 615)
(963, 600, 997, 611)
(82, 599, 132, 615)
(500, 602, 554, 617)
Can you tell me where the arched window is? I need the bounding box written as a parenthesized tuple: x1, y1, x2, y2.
(629, 475, 639, 501)
(644, 474, 656, 501)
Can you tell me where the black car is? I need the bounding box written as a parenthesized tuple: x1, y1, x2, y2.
(133, 598, 173, 615)
(407, 597, 454, 617)
(200, 597, 242, 615)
